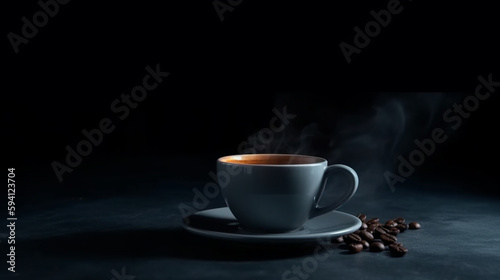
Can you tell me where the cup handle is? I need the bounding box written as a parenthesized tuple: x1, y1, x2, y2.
(309, 164, 359, 219)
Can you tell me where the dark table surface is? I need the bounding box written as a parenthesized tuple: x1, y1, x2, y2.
(4, 157, 500, 280)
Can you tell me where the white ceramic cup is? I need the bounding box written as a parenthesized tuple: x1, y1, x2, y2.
(217, 154, 358, 232)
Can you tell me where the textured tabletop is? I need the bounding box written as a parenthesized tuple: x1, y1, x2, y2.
(4, 172, 499, 280)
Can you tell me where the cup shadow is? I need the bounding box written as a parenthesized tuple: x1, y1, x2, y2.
(20, 227, 329, 261)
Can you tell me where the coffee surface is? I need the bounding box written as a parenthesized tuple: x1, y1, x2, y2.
(221, 155, 323, 165)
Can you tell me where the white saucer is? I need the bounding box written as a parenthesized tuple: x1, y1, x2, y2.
(182, 207, 361, 243)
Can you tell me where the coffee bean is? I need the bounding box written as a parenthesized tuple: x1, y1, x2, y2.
(369, 241, 385, 252)
(394, 217, 405, 224)
(333, 236, 344, 243)
(345, 233, 362, 244)
(357, 213, 367, 222)
(342, 213, 416, 257)
(358, 230, 374, 242)
(380, 233, 397, 245)
(359, 240, 370, 249)
(348, 243, 364, 254)
(384, 220, 398, 228)
(366, 218, 380, 224)
(409, 222, 421, 229)
(389, 227, 400, 236)
(367, 223, 378, 232)
(374, 226, 389, 238)
(396, 223, 408, 232)
(389, 244, 408, 257)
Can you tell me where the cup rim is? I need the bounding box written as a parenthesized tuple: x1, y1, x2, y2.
(217, 154, 327, 167)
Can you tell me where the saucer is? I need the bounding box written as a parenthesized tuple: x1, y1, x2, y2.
(182, 207, 361, 243)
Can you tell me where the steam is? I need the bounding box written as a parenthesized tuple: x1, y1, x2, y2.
(269, 93, 454, 195)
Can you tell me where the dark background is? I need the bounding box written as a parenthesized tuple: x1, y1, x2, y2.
(3, 0, 499, 207)
(2, 1, 500, 279)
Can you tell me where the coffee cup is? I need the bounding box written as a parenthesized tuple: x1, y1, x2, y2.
(217, 154, 358, 232)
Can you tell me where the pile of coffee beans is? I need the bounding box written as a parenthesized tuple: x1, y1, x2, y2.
(335, 214, 421, 257)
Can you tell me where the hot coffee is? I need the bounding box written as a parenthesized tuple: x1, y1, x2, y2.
(217, 154, 359, 232)
(220, 154, 323, 165)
